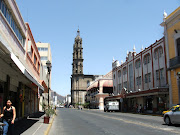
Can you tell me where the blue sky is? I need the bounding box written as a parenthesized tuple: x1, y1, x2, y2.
(16, 0, 179, 96)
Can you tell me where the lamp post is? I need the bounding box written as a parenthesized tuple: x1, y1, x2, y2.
(46, 60, 52, 107)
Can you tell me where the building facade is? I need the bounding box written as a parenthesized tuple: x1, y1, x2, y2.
(161, 7, 180, 106)
(71, 29, 99, 106)
(86, 71, 113, 110)
(0, 0, 44, 118)
(110, 38, 169, 113)
(36, 42, 52, 106)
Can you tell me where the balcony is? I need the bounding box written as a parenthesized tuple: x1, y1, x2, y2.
(169, 56, 180, 69)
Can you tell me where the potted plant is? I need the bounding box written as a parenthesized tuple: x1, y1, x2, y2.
(44, 105, 56, 124)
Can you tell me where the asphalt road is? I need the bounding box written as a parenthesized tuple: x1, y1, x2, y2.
(49, 108, 180, 135)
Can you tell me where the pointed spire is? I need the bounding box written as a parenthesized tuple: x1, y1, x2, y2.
(163, 10, 167, 18)
(163, 10, 167, 22)
(133, 45, 136, 52)
(141, 45, 144, 51)
(121, 60, 123, 64)
(77, 27, 80, 36)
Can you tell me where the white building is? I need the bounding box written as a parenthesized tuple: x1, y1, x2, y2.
(108, 38, 169, 113)
(37, 42, 52, 106)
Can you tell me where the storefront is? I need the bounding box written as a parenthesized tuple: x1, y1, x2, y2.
(126, 88, 169, 114)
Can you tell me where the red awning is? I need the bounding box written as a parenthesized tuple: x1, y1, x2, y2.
(103, 80, 113, 87)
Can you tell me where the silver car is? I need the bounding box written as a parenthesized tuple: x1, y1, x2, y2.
(164, 106, 180, 125)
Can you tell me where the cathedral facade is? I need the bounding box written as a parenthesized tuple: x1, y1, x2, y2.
(71, 29, 98, 106)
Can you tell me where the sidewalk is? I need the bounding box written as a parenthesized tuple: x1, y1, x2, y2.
(12, 112, 54, 135)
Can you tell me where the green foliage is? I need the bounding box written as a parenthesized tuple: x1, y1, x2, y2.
(83, 102, 90, 108)
(75, 103, 82, 106)
(45, 105, 57, 117)
(40, 102, 46, 112)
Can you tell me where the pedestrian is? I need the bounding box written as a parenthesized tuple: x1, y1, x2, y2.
(144, 105, 146, 113)
(0, 99, 16, 135)
(136, 104, 138, 113)
(139, 104, 142, 113)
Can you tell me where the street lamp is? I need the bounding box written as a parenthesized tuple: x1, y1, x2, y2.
(46, 60, 52, 107)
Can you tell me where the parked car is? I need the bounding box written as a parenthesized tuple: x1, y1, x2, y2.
(59, 105, 64, 108)
(162, 105, 180, 115)
(164, 106, 180, 125)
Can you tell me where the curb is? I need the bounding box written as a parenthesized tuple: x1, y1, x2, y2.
(44, 115, 55, 135)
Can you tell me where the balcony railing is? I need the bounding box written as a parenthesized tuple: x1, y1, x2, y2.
(169, 56, 180, 69)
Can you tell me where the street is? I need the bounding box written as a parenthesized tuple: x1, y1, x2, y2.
(49, 108, 180, 135)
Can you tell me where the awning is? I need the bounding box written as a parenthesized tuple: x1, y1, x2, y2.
(40, 80, 48, 93)
(126, 88, 168, 98)
(87, 81, 98, 91)
(11, 53, 44, 90)
(104, 94, 123, 101)
(0, 32, 44, 90)
(103, 80, 113, 87)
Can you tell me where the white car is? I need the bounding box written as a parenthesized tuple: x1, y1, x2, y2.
(164, 106, 180, 125)
(59, 105, 64, 108)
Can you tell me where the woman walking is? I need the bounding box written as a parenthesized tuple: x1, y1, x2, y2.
(0, 100, 16, 135)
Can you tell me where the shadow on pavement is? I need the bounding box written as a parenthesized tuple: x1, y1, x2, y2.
(11, 112, 44, 135)
(162, 123, 180, 127)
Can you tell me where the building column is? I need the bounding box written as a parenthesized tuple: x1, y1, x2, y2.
(99, 80, 104, 110)
(22, 85, 25, 117)
(17, 82, 22, 118)
(4, 75, 10, 106)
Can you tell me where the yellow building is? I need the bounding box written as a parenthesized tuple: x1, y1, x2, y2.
(161, 7, 180, 106)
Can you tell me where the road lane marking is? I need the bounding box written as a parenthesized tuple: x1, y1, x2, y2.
(79, 110, 179, 134)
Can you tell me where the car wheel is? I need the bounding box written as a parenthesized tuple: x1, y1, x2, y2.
(165, 116, 171, 125)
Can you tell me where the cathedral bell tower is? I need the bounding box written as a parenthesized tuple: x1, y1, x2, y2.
(72, 29, 83, 75)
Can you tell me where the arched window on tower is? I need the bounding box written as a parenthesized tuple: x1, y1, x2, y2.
(80, 50, 82, 58)
(76, 64, 78, 73)
(76, 50, 78, 58)
(80, 63, 82, 73)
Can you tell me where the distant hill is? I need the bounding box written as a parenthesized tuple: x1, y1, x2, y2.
(51, 90, 65, 103)
(56, 93, 65, 102)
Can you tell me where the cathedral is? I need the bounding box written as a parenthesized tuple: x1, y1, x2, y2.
(71, 29, 98, 106)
